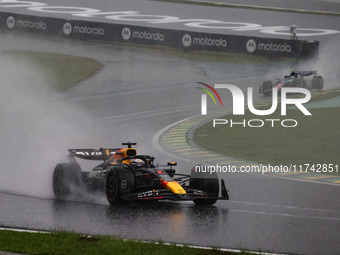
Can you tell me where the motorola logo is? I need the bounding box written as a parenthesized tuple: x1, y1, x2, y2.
(122, 27, 131, 40)
(182, 34, 192, 47)
(63, 22, 72, 35)
(246, 39, 256, 53)
(6, 16, 15, 29)
(246, 39, 291, 53)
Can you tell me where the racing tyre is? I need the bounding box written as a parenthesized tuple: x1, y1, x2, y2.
(106, 169, 128, 205)
(53, 163, 83, 200)
(311, 76, 324, 90)
(261, 80, 273, 97)
(190, 165, 219, 206)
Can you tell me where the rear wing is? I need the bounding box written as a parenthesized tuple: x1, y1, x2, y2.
(296, 71, 317, 76)
(68, 148, 120, 161)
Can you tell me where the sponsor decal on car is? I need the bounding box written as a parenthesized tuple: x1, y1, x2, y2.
(137, 190, 160, 198)
(121, 180, 127, 189)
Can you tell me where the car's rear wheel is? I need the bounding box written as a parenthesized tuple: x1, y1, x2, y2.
(106, 169, 128, 205)
(261, 80, 273, 96)
(190, 165, 219, 206)
(53, 163, 83, 200)
(312, 76, 324, 90)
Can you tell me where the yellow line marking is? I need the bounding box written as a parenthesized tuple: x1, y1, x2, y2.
(207, 160, 244, 164)
(162, 135, 186, 139)
(181, 151, 205, 156)
(200, 157, 233, 161)
(161, 143, 189, 147)
(162, 139, 187, 143)
(165, 145, 190, 149)
(304, 175, 336, 180)
(171, 148, 200, 152)
(179, 151, 211, 156)
(185, 151, 215, 155)
(239, 164, 262, 167)
(167, 147, 191, 151)
(161, 141, 187, 145)
(277, 172, 309, 175)
(163, 132, 186, 135)
(162, 138, 187, 141)
(192, 154, 227, 158)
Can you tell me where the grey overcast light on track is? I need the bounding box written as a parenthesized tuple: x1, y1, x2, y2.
(0, 0, 340, 254)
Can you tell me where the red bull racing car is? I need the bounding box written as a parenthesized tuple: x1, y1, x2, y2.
(53, 142, 229, 206)
(259, 70, 324, 96)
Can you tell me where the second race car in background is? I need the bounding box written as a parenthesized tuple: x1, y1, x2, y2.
(259, 70, 324, 96)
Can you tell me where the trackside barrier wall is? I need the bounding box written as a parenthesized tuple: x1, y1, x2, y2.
(0, 12, 319, 58)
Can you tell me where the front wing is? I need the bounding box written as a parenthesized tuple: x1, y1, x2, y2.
(129, 180, 229, 202)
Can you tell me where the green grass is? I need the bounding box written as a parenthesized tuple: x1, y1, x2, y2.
(194, 100, 340, 175)
(2, 50, 103, 91)
(0, 230, 251, 255)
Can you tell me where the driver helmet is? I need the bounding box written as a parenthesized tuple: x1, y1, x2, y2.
(125, 158, 144, 168)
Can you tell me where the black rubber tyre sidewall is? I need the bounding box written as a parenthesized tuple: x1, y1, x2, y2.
(106, 169, 128, 205)
(53, 163, 82, 200)
(190, 166, 219, 206)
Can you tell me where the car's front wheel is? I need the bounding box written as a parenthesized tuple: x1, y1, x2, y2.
(106, 169, 127, 205)
(190, 165, 219, 206)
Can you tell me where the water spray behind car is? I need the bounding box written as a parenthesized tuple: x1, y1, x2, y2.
(0, 48, 96, 198)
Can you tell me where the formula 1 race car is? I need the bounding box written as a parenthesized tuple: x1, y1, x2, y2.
(53, 142, 229, 206)
(259, 70, 324, 96)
